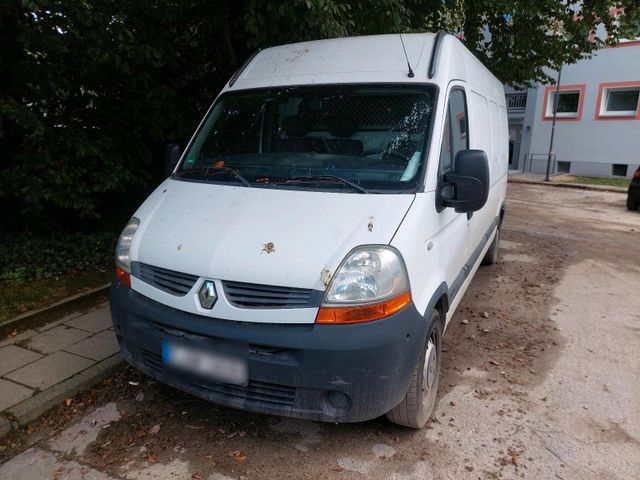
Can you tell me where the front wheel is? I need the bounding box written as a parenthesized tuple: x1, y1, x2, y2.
(482, 226, 500, 265)
(627, 192, 640, 211)
(386, 310, 443, 429)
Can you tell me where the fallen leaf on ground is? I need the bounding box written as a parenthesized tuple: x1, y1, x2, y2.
(229, 450, 247, 462)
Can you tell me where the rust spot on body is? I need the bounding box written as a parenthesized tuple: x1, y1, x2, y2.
(368, 216, 374, 232)
(177, 243, 182, 251)
(262, 242, 276, 254)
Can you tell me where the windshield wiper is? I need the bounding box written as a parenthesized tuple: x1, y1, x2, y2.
(205, 166, 252, 187)
(261, 175, 369, 193)
(176, 166, 252, 187)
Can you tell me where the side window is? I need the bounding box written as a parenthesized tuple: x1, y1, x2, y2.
(439, 104, 453, 173)
(439, 89, 469, 174)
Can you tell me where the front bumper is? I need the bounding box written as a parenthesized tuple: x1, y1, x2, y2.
(110, 281, 426, 422)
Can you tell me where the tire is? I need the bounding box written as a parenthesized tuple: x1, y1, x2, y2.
(482, 225, 500, 265)
(627, 192, 640, 211)
(386, 310, 443, 429)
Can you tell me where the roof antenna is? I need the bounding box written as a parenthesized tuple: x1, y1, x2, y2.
(399, 34, 415, 78)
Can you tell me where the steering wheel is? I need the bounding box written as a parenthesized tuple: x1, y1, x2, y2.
(361, 149, 409, 163)
(361, 149, 382, 157)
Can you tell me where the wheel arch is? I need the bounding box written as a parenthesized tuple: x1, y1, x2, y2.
(499, 201, 507, 225)
(423, 282, 449, 328)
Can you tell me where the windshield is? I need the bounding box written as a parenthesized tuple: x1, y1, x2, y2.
(177, 84, 436, 193)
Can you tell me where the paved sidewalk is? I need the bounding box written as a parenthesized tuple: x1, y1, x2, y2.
(0, 304, 121, 435)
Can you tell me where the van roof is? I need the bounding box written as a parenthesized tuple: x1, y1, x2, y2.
(228, 33, 438, 90)
(225, 33, 505, 105)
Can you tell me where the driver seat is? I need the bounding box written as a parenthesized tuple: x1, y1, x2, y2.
(325, 116, 363, 156)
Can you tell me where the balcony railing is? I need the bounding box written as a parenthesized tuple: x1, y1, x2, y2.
(506, 93, 527, 111)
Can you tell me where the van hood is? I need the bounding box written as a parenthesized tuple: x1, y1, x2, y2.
(131, 179, 414, 291)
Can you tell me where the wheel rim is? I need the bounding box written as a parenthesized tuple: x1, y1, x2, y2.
(423, 336, 438, 393)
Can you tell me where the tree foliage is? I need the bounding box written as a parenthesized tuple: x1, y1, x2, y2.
(432, 0, 640, 87)
(0, 0, 638, 225)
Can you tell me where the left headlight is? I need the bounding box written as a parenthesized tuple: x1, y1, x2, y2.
(115, 217, 140, 287)
(317, 246, 411, 324)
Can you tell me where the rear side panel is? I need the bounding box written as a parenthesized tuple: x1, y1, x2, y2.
(466, 90, 508, 255)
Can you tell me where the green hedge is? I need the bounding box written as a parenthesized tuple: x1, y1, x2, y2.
(0, 231, 118, 281)
(3, 1, 635, 224)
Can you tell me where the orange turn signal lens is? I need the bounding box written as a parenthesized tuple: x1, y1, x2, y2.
(315, 291, 411, 324)
(115, 266, 131, 288)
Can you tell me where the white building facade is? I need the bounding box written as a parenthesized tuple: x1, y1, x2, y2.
(506, 41, 640, 178)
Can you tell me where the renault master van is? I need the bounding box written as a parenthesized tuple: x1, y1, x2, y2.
(110, 32, 507, 428)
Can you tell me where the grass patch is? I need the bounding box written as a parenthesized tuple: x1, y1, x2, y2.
(561, 175, 630, 188)
(0, 228, 119, 323)
(0, 268, 113, 323)
(0, 231, 117, 281)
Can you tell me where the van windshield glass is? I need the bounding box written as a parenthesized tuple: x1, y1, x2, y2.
(177, 84, 435, 192)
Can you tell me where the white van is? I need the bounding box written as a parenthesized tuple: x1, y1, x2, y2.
(111, 32, 507, 428)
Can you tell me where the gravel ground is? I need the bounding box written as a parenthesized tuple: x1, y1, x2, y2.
(1, 182, 639, 480)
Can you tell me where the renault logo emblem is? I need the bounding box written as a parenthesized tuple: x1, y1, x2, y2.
(198, 280, 217, 309)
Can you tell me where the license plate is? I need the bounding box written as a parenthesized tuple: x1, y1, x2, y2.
(162, 342, 248, 386)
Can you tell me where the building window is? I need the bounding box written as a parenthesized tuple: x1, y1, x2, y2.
(557, 161, 571, 174)
(606, 89, 639, 113)
(612, 164, 628, 177)
(550, 91, 580, 116)
(595, 82, 640, 120)
(542, 84, 585, 121)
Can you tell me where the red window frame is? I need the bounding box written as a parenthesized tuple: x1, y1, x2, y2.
(594, 81, 640, 121)
(541, 84, 586, 122)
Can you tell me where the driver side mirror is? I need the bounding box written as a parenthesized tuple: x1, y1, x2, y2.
(440, 149, 489, 213)
(165, 143, 181, 176)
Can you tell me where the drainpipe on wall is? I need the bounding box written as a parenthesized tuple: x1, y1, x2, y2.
(546, 65, 563, 181)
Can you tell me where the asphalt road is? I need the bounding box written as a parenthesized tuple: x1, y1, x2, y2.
(1, 182, 639, 480)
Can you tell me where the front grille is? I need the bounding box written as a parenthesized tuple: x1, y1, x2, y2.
(222, 280, 318, 309)
(133, 262, 198, 296)
(141, 349, 296, 407)
(192, 379, 296, 406)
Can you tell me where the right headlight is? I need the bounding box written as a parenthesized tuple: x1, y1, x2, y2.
(115, 217, 140, 287)
(316, 246, 411, 324)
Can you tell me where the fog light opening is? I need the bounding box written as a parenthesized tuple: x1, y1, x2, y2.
(326, 390, 351, 411)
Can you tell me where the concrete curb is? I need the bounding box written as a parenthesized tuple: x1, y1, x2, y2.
(508, 178, 627, 194)
(0, 417, 10, 438)
(1, 354, 124, 435)
(0, 284, 111, 338)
